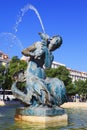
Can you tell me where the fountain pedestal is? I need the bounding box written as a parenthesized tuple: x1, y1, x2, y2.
(15, 106, 68, 126)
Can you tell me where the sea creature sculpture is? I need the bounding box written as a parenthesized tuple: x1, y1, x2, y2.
(11, 32, 66, 107)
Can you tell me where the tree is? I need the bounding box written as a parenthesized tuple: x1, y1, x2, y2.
(45, 66, 74, 95)
(0, 64, 12, 99)
(74, 79, 87, 101)
(84, 79, 87, 94)
(0, 65, 5, 85)
(8, 56, 27, 90)
(0, 56, 27, 90)
(9, 56, 27, 78)
(74, 79, 87, 95)
(11, 56, 19, 62)
(0, 56, 27, 99)
(45, 68, 57, 78)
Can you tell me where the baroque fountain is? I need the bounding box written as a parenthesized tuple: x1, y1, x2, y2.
(11, 32, 68, 126)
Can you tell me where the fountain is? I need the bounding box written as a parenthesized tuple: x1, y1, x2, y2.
(0, 2, 68, 127)
(7, 2, 68, 127)
(11, 32, 68, 126)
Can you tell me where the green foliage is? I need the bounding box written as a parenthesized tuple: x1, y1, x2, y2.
(45, 66, 72, 85)
(2, 74, 12, 90)
(84, 79, 87, 94)
(74, 79, 87, 95)
(11, 56, 19, 62)
(0, 64, 12, 90)
(45, 66, 87, 96)
(0, 65, 5, 73)
(0, 65, 5, 84)
(45, 68, 57, 78)
(45, 66, 75, 95)
(16, 82, 26, 91)
(9, 56, 27, 78)
(0, 56, 27, 90)
(7, 56, 27, 90)
(66, 83, 77, 95)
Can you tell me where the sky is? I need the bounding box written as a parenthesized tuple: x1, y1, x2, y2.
(0, 0, 87, 72)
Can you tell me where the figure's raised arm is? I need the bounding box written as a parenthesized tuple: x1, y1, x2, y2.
(21, 43, 36, 56)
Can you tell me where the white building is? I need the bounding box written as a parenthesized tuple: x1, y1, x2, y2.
(0, 51, 10, 66)
(52, 61, 87, 82)
(68, 68, 87, 82)
(51, 61, 66, 68)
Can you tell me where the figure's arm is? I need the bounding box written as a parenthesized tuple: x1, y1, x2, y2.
(29, 41, 46, 59)
(21, 41, 45, 58)
(21, 43, 36, 56)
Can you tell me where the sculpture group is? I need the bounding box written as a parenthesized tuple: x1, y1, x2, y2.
(11, 32, 67, 108)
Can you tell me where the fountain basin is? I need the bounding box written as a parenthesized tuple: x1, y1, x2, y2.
(15, 106, 68, 126)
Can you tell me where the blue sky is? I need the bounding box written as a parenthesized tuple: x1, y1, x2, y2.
(0, 0, 87, 72)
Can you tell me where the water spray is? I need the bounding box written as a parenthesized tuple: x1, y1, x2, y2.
(0, 32, 23, 49)
(14, 4, 45, 33)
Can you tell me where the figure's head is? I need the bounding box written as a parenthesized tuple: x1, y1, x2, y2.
(48, 35, 62, 51)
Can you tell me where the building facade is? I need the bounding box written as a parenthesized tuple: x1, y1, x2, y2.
(68, 68, 87, 82)
(0, 51, 10, 66)
(52, 61, 87, 82)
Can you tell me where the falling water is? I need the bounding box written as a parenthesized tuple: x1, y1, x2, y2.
(0, 32, 23, 49)
(0, 4, 45, 58)
(14, 4, 45, 33)
(0, 32, 23, 57)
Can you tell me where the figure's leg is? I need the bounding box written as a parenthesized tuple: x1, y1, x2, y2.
(40, 90, 46, 105)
